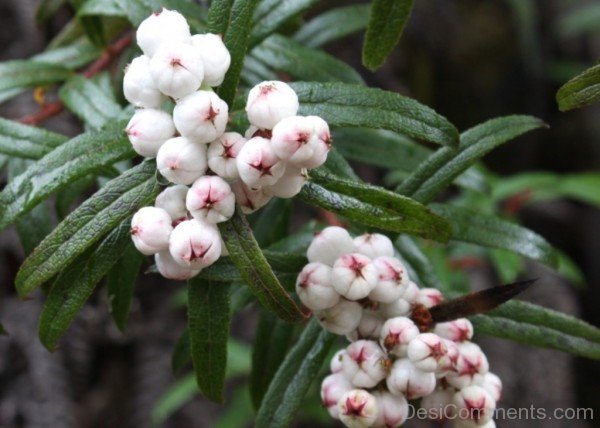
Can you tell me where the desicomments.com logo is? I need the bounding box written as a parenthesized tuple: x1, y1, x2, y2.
(406, 404, 595, 421)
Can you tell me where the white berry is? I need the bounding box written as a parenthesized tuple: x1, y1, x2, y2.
(136, 8, 191, 57)
(186, 175, 235, 223)
(156, 137, 208, 185)
(173, 90, 229, 143)
(245, 80, 299, 129)
(169, 219, 221, 269)
(295, 262, 340, 311)
(149, 42, 203, 99)
(236, 137, 286, 188)
(123, 56, 165, 108)
(191, 33, 231, 87)
(130, 206, 173, 255)
(126, 109, 175, 158)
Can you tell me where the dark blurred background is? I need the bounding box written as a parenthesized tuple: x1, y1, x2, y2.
(0, 0, 599, 427)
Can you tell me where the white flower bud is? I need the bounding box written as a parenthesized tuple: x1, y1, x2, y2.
(149, 42, 203, 99)
(438, 339, 460, 375)
(315, 299, 362, 335)
(346, 309, 383, 341)
(331, 253, 379, 300)
(126, 109, 175, 158)
(155, 185, 188, 223)
(190, 33, 231, 87)
(380, 317, 419, 357)
(379, 298, 411, 319)
(263, 167, 307, 198)
(434, 318, 474, 343)
(353, 233, 395, 259)
(230, 180, 272, 214)
(446, 342, 490, 389)
(156, 137, 208, 185)
(295, 262, 339, 311)
(417, 288, 444, 308)
(307, 226, 356, 266)
(407, 333, 453, 373)
(337, 389, 379, 428)
(130, 207, 173, 255)
(402, 280, 421, 303)
(270, 116, 317, 163)
(136, 8, 191, 57)
(169, 219, 221, 269)
(173, 90, 229, 143)
(236, 137, 286, 188)
(245, 80, 299, 129)
(453, 385, 496, 425)
(123, 56, 165, 108)
(321, 373, 353, 419)
(341, 340, 388, 388)
(155, 250, 200, 280)
(298, 115, 331, 169)
(369, 256, 409, 303)
(330, 349, 347, 374)
(207, 132, 246, 180)
(386, 359, 436, 399)
(474, 372, 502, 402)
(186, 175, 235, 223)
(372, 391, 409, 428)
(420, 388, 456, 421)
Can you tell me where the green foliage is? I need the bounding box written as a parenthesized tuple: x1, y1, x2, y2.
(556, 64, 600, 111)
(107, 242, 143, 331)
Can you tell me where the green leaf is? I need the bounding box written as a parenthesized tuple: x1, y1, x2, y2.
(255, 319, 335, 427)
(37, 0, 67, 22)
(397, 115, 546, 202)
(291, 82, 459, 147)
(106, 241, 143, 332)
(187, 278, 231, 403)
(394, 235, 445, 291)
(38, 219, 132, 351)
(250, 198, 291, 246)
(250, 310, 295, 410)
(56, 175, 96, 219)
(0, 60, 72, 92)
(15, 160, 158, 297)
(0, 120, 135, 232)
(31, 38, 101, 71)
(171, 329, 191, 374)
(557, 64, 600, 111)
(362, 0, 415, 71)
(429, 203, 558, 267)
(59, 74, 123, 128)
(0, 323, 6, 335)
(294, 4, 370, 48)
(300, 169, 451, 242)
(207, 0, 235, 34)
(0, 117, 66, 159)
(217, 0, 260, 106)
(70, 0, 106, 46)
(249, 35, 363, 84)
(250, 0, 320, 47)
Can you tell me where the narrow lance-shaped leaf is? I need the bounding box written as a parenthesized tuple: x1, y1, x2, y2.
(187, 278, 230, 403)
(207, 0, 235, 34)
(15, 160, 158, 296)
(0, 60, 71, 92)
(218, 206, 305, 322)
(171, 328, 191, 374)
(0, 117, 66, 159)
(291, 82, 459, 147)
(255, 319, 335, 427)
(38, 219, 132, 351)
(556, 64, 600, 111)
(362, 0, 415, 70)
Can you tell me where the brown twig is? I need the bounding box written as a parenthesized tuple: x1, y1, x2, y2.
(19, 32, 133, 126)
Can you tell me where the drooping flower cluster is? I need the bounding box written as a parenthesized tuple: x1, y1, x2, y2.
(297, 227, 501, 428)
(124, 9, 331, 280)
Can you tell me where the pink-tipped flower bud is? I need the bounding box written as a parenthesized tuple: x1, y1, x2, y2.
(386, 359, 436, 399)
(190, 33, 231, 87)
(155, 250, 200, 280)
(379, 299, 411, 319)
(346, 310, 383, 342)
(474, 372, 502, 402)
(315, 299, 363, 335)
(295, 262, 340, 311)
(407, 333, 453, 373)
(230, 180, 272, 214)
(123, 56, 165, 108)
(379, 317, 419, 357)
(331, 253, 379, 300)
(299, 115, 331, 169)
(341, 340, 388, 388)
(169, 219, 221, 269)
(321, 373, 353, 419)
(270, 116, 317, 164)
(369, 256, 409, 303)
(155, 185, 189, 223)
(446, 342, 490, 389)
(330, 349, 348, 374)
(417, 288, 444, 308)
(186, 175, 235, 223)
(130, 207, 173, 255)
(207, 132, 246, 180)
(236, 137, 286, 188)
(263, 166, 307, 198)
(245, 80, 299, 129)
(156, 137, 208, 185)
(307, 226, 356, 266)
(402, 280, 421, 303)
(434, 318, 474, 343)
(353, 233, 395, 259)
(149, 42, 203, 99)
(420, 387, 456, 421)
(337, 389, 379, 428)
(136, 8, 191, 57)
(126, 109, 175, 158)
(372, 391, 409, 428)
(173, 90, 229, 143)
(453, 385, 496, 426)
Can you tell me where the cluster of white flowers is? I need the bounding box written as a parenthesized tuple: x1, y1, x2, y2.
(123, 9, 331, 280)
(297, 227, 502, 428)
